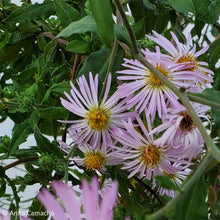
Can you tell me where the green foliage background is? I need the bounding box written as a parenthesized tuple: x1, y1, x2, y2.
(0, 0, 220, 219)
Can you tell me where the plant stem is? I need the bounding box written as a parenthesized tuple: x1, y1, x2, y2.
(146, 152, 213, 219)
(64, 145, 76, 182)
(187, 93, 220, 109)
(133, 176, 164, 206)
(99, 38, 118, 101)
(114, 0, 139, 55)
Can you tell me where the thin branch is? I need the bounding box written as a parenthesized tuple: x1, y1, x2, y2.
(64, 145, 76, 182)
(4, 157, 39, 170)
(114, 0, 139, 55)
(40, 32, 68, 45)
(133, 176, 164, 206)
(99, 38, 118, 101)
(70, 54, 79, 81)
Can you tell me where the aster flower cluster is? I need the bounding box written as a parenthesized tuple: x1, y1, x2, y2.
(58, 30, 212, 207)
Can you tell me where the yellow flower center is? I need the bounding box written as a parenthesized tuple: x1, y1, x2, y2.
(179, 112, 195, 132)
(163, 170, 175, 179)
(149, 65, 168, 85)
(83, 151, 107, 170)
(176, 53, 198, 71)
(140, 145, 161, 167)
(87, 108, 109, 131)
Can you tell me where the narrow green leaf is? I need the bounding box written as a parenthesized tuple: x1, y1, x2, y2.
(66, 40, 90, 53)
(209, 37, 220, 66)
(0, 178, 6, 197)
(54, 0, 81, 27)
(0, 31, 8, 50)
(209, 0, 220, 24)
(170, 175, 208, 220)
(78, 46, 124, 84)
(155, 175, 182, 191)
(34, 126, 64, 158)
(41, 81, 71, 104)
(168, 0, 193, 13)
(114, 25, 131, 46)
(7, 120, 32, 157)
(6, 1, 55, 22)
(0, 43, 23, 64)
(192, 0, 210, 21)
(190, 88, 220, 105)
(35, 107, 68, 119)
(90, 0, 114, 48)
(4, 175, 20, 210)
(57, 16, 97, 37)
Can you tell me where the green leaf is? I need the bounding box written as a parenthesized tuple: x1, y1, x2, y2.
(4, 175, 20, 210)
(0, 43, 23, 64)
(78, 46, 124, 84)
(192, 0, 210, 22)
(54, 0, 81, 27)
(208, 0, 220, 24)
(66, 40, 90, 53)
(41, 81, 71, 104)
(57, 16, 97, 37)
(170, 175, 208, 220)
(188, 89, 220, 130)
(34, 126, 64, 158)
(7, 1, 55, 22)
(190, 88, 220, 105)
(38, 36, 47, 51)
(209, 37, 220, 66)
(0, 178, 6, 197)
(0, 31, 8, 50)
(7, 120, 32, 157)
(114, 25, 131, 46)
(35, 107, 68, 119)
(155, 175, 182, 191)
(168, 0, 193, 13)
(90, 0, 114, 48)
(78, 47, 110, 80)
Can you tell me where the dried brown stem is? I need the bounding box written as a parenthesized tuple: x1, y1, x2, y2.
(70, 54, 79, 81)
(4, 157, 39, 170)
(40, 32, 68, 45)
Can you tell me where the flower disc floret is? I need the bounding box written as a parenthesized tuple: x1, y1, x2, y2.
(87, 108, 109, 131)
(176, 53, 198, 71)
(83, 151, 107, 170)
(140, 145, 162, 167)
(149, 65, 168, 86)
(179, 112, 195, 132)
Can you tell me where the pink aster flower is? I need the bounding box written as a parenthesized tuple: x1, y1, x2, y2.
(117, 50, 195, 121)
(151, 103, 210, 159)
(146, 30, 213, 88)
(153, 163, 191, 198)
(112, 117, 190, 180)
(37, 177, 118, 220)
(59, 140, 120, 172)
(60, 72, 135, 152)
